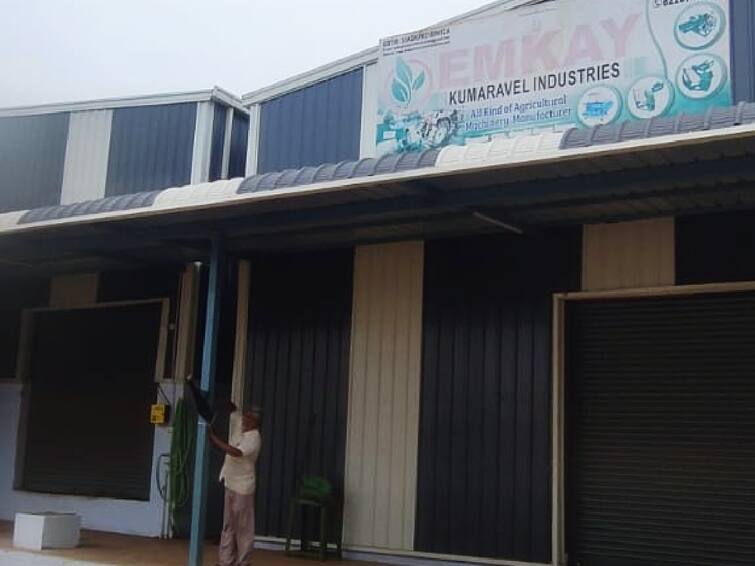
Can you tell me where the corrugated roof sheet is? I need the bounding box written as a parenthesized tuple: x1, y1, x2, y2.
(560, 102, 755, 149)
(19, 191, 161, 224)
(238, 148, 440, 193)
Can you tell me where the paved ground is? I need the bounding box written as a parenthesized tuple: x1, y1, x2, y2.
(0, 522, 377, 566)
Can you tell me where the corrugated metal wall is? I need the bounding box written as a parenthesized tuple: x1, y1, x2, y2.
(209, 104, 228, 182)
(343, 241, 423, 551)
(257, 69, 363, 173)
(582, 218, 675, 291)
(416, 230, 581, 563)
(60, 110, 113, 204)
(105, 103, 197, 196)
(244, 249, 353, 543)
(0, 113, 69, 213)
(228, 111, 249, 179)
(731, 0, 755, 103)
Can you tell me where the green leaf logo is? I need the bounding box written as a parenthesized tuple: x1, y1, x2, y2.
(392, 79, 410, 104)
(413, 72, 425, 91)
(391, 58, 426, 106)
(396, 58, 413, 88)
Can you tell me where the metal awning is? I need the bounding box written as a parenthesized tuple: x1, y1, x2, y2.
(2, 104, 755, 278)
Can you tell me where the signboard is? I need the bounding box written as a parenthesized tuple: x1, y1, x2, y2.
(375, 0, 732, 155)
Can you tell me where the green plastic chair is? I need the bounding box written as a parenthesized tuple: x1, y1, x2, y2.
(285, 475, 342, 561)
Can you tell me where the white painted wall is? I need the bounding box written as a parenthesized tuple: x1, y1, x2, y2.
(359, 63, 378, 159)
(0, 382, 178, 537)
(60, 110, 113, 205)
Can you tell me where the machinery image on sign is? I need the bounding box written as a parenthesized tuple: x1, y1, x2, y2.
(376, 109, 462, 152)
(677, 54, 727, 100)
(675, 2, 726, 50)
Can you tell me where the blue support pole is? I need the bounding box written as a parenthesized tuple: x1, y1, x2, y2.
(188, 235, 224, 566)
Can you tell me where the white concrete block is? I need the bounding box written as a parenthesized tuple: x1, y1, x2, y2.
(13, 512, 81, 550)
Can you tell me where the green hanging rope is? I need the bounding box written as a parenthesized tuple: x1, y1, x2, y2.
(156, 397, 194, 534)
(169, 398, 194, 510)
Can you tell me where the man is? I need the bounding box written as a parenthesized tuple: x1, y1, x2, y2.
(209, 403, 262, 566)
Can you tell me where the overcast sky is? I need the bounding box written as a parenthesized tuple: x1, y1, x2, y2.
(0, 0, 490, 107)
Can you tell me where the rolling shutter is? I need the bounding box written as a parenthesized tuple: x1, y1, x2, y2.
(22, 302, 163, 501)
(566, 292, 755, 566)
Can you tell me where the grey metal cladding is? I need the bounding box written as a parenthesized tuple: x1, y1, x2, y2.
(228, 111, 249, 178)
(237, 148, 441, 194)
(209, 104, 227, 182)
(731, 0, 755, 103)
(0, 113, 70, 213)
(257, 68, 363, 173)
(560, 102, 755, 149)
(105, 103, 197, 196)
(19, 190, 161, 224)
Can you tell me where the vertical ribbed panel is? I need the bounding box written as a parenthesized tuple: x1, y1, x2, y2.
(359, 63, 379, 159)
(60, 110, 112, 204)
(582, 218, 675, 291)
(416, 231, 581, 563)
(191, 102, 214, 184)
(258, 68, 363, 173)
(228, 111, 249, 179)
(105, 103, 196, 196)
(731, 0, 755, 103)
(343, 241, 423, 551)
(208, 104, 227, 182)
(0, 113, 69, 213)
(245, 250, 353, 543)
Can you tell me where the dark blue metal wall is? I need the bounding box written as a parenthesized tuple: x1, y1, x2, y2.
(258, 68, 363, 174)
(209, 104, 228, 182)
(228, 111, 249, 178)
(416, 230, 581, 563)
(245, 249, 353, 544)
(0, 113, 69, 213)
(105, 103, 197, 196)
(731, 0, 755, 103)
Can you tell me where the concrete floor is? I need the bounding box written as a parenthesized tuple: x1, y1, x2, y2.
(0, 522, 377, 566)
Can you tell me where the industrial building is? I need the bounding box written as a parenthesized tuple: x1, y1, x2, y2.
(1, 1, 755, 565)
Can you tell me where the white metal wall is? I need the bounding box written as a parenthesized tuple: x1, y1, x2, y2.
(60, 110, 112, 204)
(343, 241, 424, 551)
(359, 63, 378, 159)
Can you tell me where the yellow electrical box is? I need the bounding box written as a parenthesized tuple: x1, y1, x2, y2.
(150, 403, 170, 425)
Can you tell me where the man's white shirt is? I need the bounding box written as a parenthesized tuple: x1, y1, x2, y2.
(219, 413, 261, 495)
